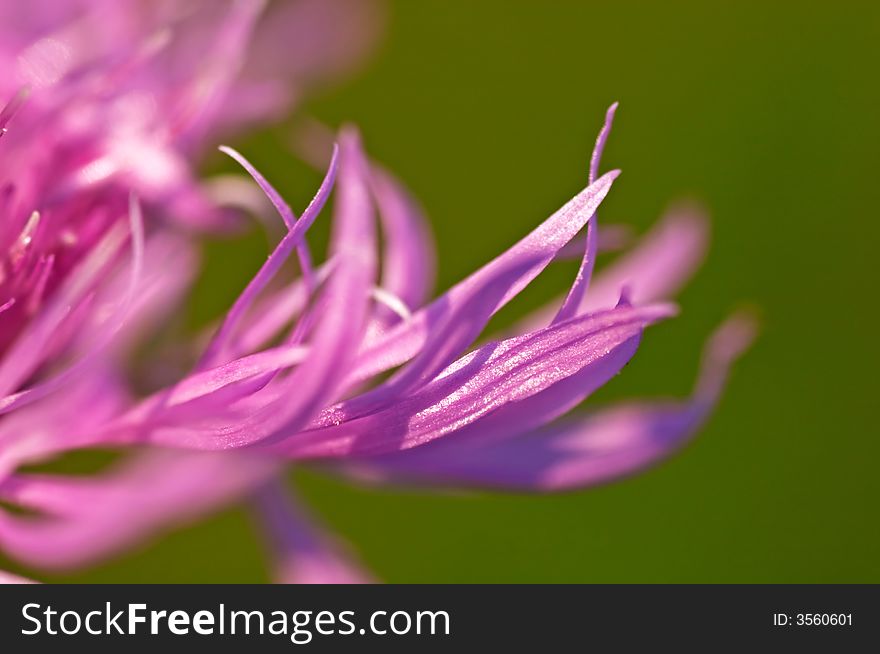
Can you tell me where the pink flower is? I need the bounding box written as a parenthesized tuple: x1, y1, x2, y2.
(0, 108, 753, 582)
(0, 3, 753, 583)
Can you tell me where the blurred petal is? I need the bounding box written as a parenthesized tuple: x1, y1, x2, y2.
(0, 221, 130, 398)
(368, 165, 435, 320)
(107, 127, 377, 450)
(0, 569, 36, 584)
(252, 481, 372, 584)
(0, 363, 126, 480)
(0, 196, 144, 415)
(198, 144, 338, 368)
(0, 451, 275, 569)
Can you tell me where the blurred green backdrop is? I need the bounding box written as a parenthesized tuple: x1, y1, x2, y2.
(30, 1, 880, 582)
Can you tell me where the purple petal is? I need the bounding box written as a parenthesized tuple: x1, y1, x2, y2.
(348, 170, 621, 387)
(252, 481, 372, 584)
(340, 255, 549, 419)
(219, 145, 316, 289)
(272, 302, 674, 459)
(554, 102, 618, 323)
(0, 569, 36, 584)
(345, 313, 756, 491)
(0, 198, 144, 414)
(109, 127, 377, 450)
(0, 451, 276, 569)
(368, 165, 435, 319)
(518, 203, 709, 332)
(197, 143, 339, 369)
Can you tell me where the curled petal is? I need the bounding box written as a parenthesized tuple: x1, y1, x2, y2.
(198, 143, 339, 368)
(349, 170, 621, 387)
(274, 302, 674, 459)
(0, 569, 36, 584)
(291, 118, 434, 323)
(219, 145, 316, 289)
(102, 127, 377, 450)
(346, 313, 756, 492)
(519, 203, 709, 332)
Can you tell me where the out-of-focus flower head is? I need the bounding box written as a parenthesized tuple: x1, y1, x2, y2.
(0, 0, 384, 461)
(0, 0, 386, 582)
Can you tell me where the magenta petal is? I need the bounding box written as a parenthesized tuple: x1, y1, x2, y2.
(104, 127, 378, 450)
(0, 196, 145, 415)
(368, 165, 435, 319)
(252, 481, 372, 584)
(346, 313, 756, 492)
(519, 204, 709, 332)
(198, 144, 339, 368)
(172, 0, 266, 143)
(274, 302, 674, 459)
(0, 569, 36, 584)
(0, 364, 127, 480)
(0, 220, 131, 399)
(554, 102, 618, 323)
(219, 145, 316, 288)
(0, 451, 276, 569)
(348, 169, 621, 387)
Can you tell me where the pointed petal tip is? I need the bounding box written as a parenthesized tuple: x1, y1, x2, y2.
(338, 124, 364, 148)
(218, 144, 247, 164)
(708, 308, 760, 364)
(606, 101, 619, 118)
(595, 169, 622, 187)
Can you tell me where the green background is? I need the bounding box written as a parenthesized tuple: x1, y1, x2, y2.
(26, 1, 880, 581)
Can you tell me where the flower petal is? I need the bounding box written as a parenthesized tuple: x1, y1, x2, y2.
(274, 302, 674, 459)
(252, 481, 372, 584)
(0, 220, 130, 398)
(348, 170, 621, 387)
(198, 143, 339, 368)
(104, 127, 377, 450)
(368, 165, 435, 319)
(345, 313, 756, 491)
(0, 195, 144, 415)
(554, 102, 618, 323)
(0, 569, 36, 584)
(219, 145, 316, 288)
(517, 203, 709, 332)
(0, 451, 276, 569)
